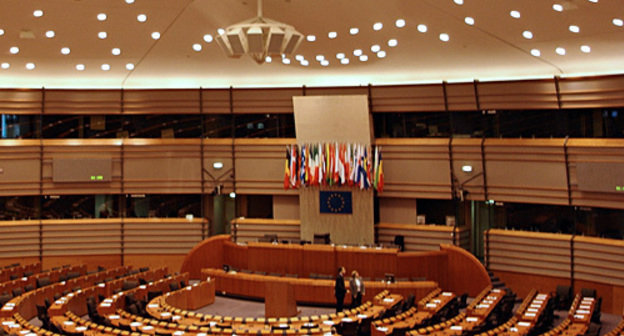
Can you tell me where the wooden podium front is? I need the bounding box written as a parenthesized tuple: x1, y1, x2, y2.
(265, 281, 297, 318)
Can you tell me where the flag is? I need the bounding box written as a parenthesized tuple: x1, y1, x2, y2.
(289, 145, 298, 188)
(377, 149, 384, 192)
(319, 191, 352, 214)
(300, 144, 306, 186)
(284, 146, 291, 189)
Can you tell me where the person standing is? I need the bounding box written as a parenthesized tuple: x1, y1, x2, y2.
(349, 270, 365, 307)
(334, 266, 347, 312)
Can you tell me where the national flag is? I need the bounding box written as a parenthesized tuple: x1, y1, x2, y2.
(377, 149, 384, 192)
(284, 146, 291, 189)
(289, 145, 298, 188)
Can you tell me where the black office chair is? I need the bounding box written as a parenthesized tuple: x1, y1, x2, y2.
(581, 287, 597, 298)
(554, 285, 572, 309)
(394, 235, 405, 252)
(122, 279, 139, 291)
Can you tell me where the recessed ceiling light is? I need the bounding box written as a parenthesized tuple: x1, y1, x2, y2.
(553, 4, 563, 11)
(306, 35, 316, 42)
(359, 55, 368, 62)
(111, 48, 121, 56)
(580, 45, 591, 53)
(613, 18, 624, 27)
(353, 49, 363, 56)
(336, 53, 345, 59)
(388, 39, 398, 47)
(125, 0, 135, 3)
(9, 46, 19, 54)
(300, 60, 309, 66)
(417, 24, 428, 33)
(0, 29, 4, 36)
(530, 49, 541, 57)
(377, 51, 386, 58)
(97, 13, 107, 21)
(76, 64, 85, 71)
(340, 58, 349, 65)
(588, 0, 598, 3)
(464, 17, 475, 25)
(33, 10, 44, 18)
(371, 44, 380, 52)
(282, 58, 290, 65)
(265, 56, 272, 63)
(315, 55, 325, 61)
(1, 63, 9, 69)
(61, 47, 70, 55)
(522, 30, 533, 39)
(203, 34, 213, 43)
(439, 33, 450, 42)
(395, 19, 406, 28)
(137, 14, 147, 23)
(569, 25, 580, 33)
(328, 31, 337, 39)
(453, 0, 464, 4)
(373, 22, 383, 31)
(295, 55, 304, 61)
(126, 63, 135, 70)
(152, 32, 161, 40)
(192, 43, 202, 51)
(510, 10, 521, 19)
(349, 27, 359, 35)
(101, 64, 110, 71)
(45, 30, 55, 38)
(98, 31, 108, 39)
(555, 47, 566, 55)
(320, 60, 329, 66)
(217, 28, 225, 35)
(25, 63, 35, 70)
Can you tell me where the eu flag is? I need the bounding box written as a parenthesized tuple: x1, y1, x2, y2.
(319, 191, 352, 214)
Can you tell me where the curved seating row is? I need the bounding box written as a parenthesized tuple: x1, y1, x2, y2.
(0, 263, 41, 284)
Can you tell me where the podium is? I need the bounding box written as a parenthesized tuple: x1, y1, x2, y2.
(265, 281, 297, 318)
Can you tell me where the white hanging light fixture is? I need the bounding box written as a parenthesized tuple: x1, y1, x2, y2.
(215, 0, 303, 64)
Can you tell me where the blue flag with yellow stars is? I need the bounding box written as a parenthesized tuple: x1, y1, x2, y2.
(319, 191, 352, 214)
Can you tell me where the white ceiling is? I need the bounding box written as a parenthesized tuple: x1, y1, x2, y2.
(0, 0, 623, 88)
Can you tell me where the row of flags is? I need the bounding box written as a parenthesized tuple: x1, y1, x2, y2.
(284, 143, 384, 192)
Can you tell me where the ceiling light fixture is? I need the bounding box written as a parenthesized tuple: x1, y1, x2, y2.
(465, 17, 475, 25)
(152, 32, 161, 40)
(215, 0, 303, 65)
(328, 31, 337, 39)
(25, 63, 35, 70)
(76, 64, 85, 71)
(1, 63, 10, 70)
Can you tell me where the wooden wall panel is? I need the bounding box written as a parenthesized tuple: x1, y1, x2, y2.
(375, 138, 452, 199)
(559, 75, 624, 109)
(376, 223, 468, 251)
(370, 84, 445, 112)
(301, 244, 336, 277)
(202, 139, 234, 194)
(41, 219, 122, 256)
(201, 89, 230, 114)
(41, 139, 123, 195)
(0, 139, 41, 196)
(567, 139, 624, 209)
(231, 218, 300, 243)
(222, 240, 248, 270)
(124, 254, 185, 273)
(123, 139, 202, 194)
(0, 89, 42, 114)
(485, 229, 572, 278)
(484, 139, 569, 205)
(180, 235, 229, 279)
(304, 86, 368, 96)
(232, 88, 302, 114)
(0, 220, 39, 258)
(335, 246, 398, 279)
(234, 139, 294, 195)
(124, 218, 204, 254)
(441, 244, 491, 297)
(273, 195, 299, 220)
(123, 89, 200, 114)
(378, 197, 417, 224)
(44, 89, 121, 114)
(247, 242, 303, 275)
(445, 82, 477, 111)
(451, 138, 485, 201)
(574, 236, 624, 286)
(477, 79, 558, 110)
(397, 251, 447, 286)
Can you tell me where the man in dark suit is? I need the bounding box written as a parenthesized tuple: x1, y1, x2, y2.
(334, 266, 347, 312)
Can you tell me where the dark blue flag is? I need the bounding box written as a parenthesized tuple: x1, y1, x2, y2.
(319, 191, 352, 214)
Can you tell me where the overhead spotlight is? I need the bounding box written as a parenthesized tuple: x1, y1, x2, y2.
(461, 165, 473, 173)
(213, 162, 224, 169)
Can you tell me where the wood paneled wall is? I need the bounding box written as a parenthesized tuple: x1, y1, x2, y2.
(2, 138, 624, 209)
(3, 74, 623, 115)
(485, 229, 624, 313)
(0, 217, 207, 272)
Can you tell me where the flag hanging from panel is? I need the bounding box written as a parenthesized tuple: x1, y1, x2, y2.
(283, 143, 384, 192)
